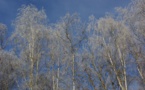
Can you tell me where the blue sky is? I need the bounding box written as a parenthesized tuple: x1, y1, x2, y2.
(0, 0, 131, 31)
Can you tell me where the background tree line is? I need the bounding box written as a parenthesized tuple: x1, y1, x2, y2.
(0, 0, 145, 90)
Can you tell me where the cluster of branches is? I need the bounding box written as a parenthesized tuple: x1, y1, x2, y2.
(0, 0, 145, 90)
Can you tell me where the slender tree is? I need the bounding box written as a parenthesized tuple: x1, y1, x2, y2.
(11, 5, 51, 90)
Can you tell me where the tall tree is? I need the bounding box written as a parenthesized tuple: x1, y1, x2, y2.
(120, 0, 145, 88)
(55, 13, 86, 90)
(97, 16, 131, 90)
(11, 5, 50, 90)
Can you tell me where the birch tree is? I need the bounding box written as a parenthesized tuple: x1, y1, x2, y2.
(11, 5, 51, 90)
(97, 16, 131, 90)
(83, 15, 108, 90)
(55, 13, 86, 90)
(120, 0, 145, 88)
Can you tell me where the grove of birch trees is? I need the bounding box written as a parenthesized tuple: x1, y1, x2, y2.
(0, 0, 145, 90)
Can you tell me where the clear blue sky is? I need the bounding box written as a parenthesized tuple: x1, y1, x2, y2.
(0, 0, 131, 31)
